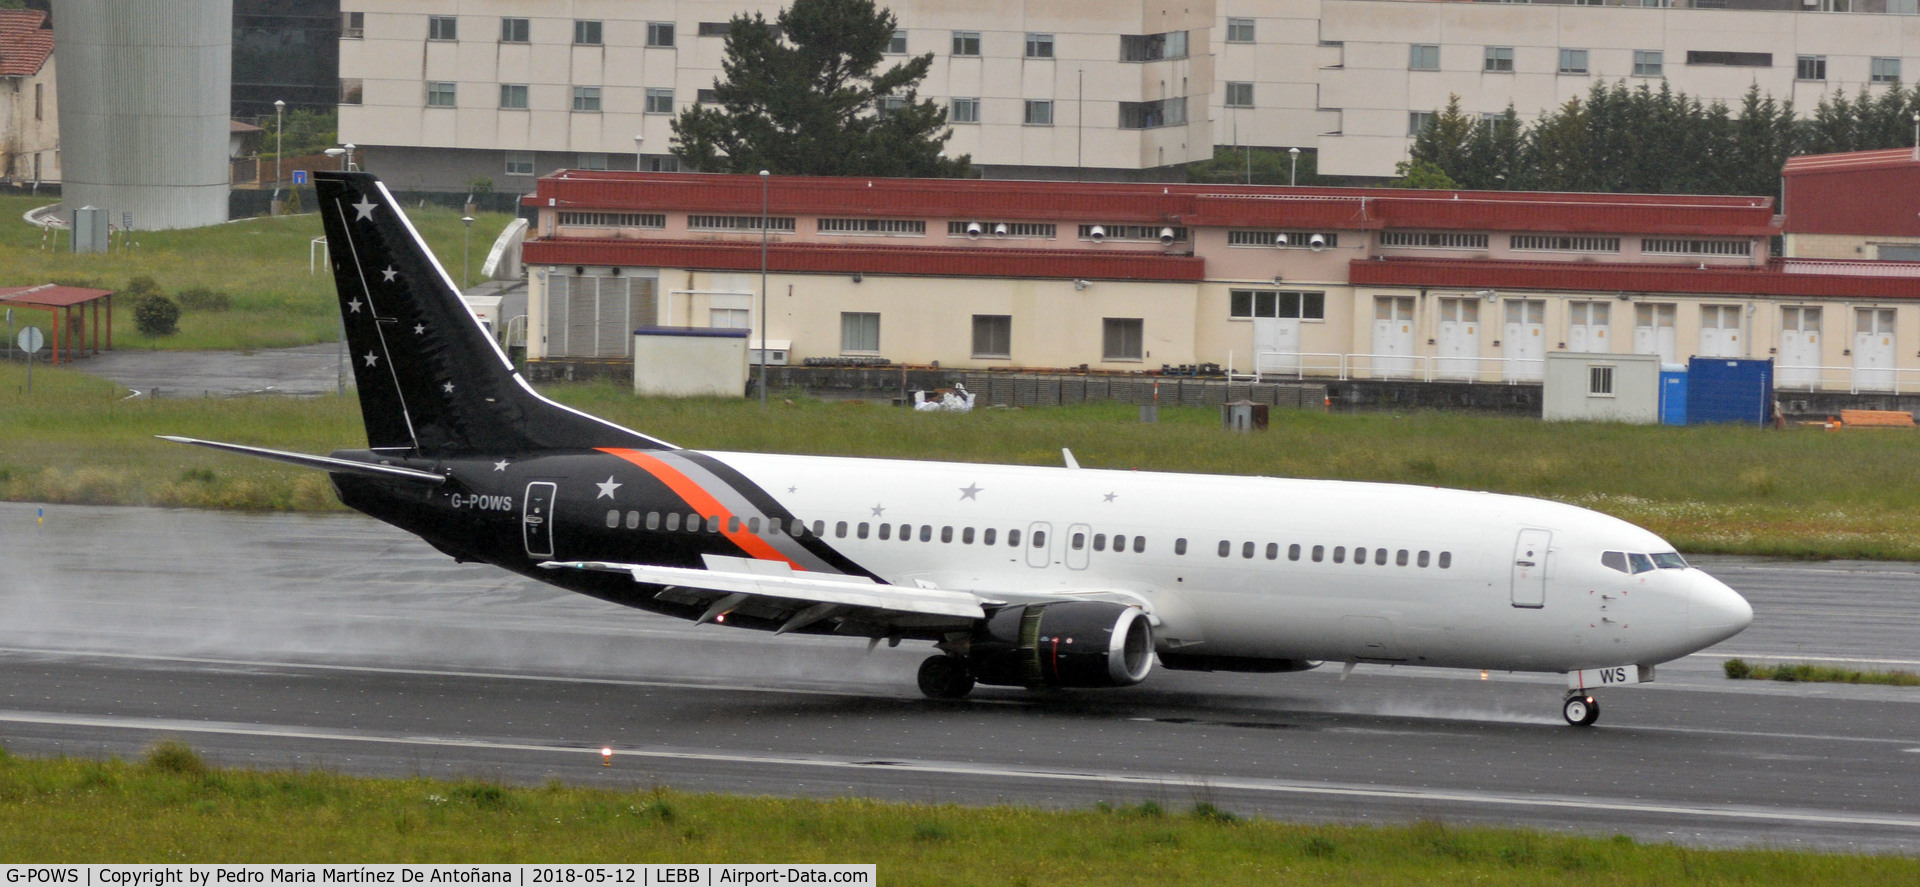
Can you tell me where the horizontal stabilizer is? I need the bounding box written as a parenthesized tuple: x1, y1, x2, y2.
(157, 436, 445, 484)
(540, 557, 986, 621)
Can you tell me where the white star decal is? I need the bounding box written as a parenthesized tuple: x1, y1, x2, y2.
(959, 483, 982, 500)
(443, 381, 455, 394)
(1103, 492, 1118, 502)
(870, 504, 886, 517)
(363, 351, 379, 367)
(414, 324, 425, 335)
(787, 486, 798, 493)
(596, 476, 623, 499)
(346, 297, 363, 313)
(352, 197, 378, 220)
(381, 266, 397, 282)
(493, 459, 510, 472)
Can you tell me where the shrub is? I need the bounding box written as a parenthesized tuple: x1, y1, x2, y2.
(134, 294, 180, 336)
(122, 275, 162, 301)
(1723, 658, 1751, 679)
(175, 288, 231, 312)
(143, 739, 208, 777)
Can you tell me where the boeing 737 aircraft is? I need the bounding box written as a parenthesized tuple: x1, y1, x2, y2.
(168, 172, 1752, 726)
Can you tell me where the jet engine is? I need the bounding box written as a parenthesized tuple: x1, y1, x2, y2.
(961, 601, 1154, 688)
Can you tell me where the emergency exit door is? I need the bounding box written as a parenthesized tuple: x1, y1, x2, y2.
(523, 481, 557, 559)
(1511, 528, 1550, 609)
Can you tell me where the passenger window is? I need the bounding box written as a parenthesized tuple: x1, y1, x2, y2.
(1438, 551, 1452, 568)
(1375, 548, 1388, 566)
(1288, 543, 1301, 561)
(878, 523, 892, 541)
(1353, 547, 1366, 564)
(1418, 550, 1430, 567)
(1111, 534, 1125, 552)
(605, 510, 620, 528)
(1628, 552, 1655, 574)
(836, 521, 849, 538)
(1175, 538, 1187, 555)
(646, 511, 661, 530)
(1072, 532, 1086, 551)
(771, 517, 785, 535)
(858, 522, 871, 539)
(786, 520, 800, 538)
(1009, 529, 1021, 547)
(812, 520, 826, 536)
(1396, 549, 1408, 566)
(962, 527, 975, 544)
(984, 528, 997, 545)
(726, 516, 740, 533)
(1600, 551, 1629, 573)
(1242, 541, 1255, 559)
(747, 517, 761, 534)
(1266, 542, 1278, 560)
(626, 511, 640, 530)
(1311, 545, 1324, 562)
(1093, 534, 1106, 552)
(666, 513, 682, 531)
(1333, 546, 1346, 564)
(1032, 530, 1046, 548)
(706, 516, 721, 533)
(941, 526, 954, 543)
(1218, 540, 1231, 558)
(1133, 536, 1145, 553)
(920, 525, 933, 542)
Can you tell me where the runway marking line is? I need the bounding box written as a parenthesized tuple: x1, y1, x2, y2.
(2, 707, 1918, 833)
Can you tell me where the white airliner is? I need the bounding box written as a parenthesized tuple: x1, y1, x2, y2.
(170, 172, 1753, 727)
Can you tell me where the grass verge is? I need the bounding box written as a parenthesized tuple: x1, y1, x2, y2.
(0, 195, 515, 350)
(11, 366, 1920, 557)
(0, 741, 1914, 883)
(1722, 658, 1920, 685)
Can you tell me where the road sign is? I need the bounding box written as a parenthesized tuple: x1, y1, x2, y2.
(18, 327, 43, 353)
(293, 170, 309, 184)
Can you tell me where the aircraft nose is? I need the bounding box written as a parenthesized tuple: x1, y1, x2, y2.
(1687, 571, 1753, 647)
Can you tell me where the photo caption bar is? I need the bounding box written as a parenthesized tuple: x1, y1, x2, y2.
(2, 866, 874, 887)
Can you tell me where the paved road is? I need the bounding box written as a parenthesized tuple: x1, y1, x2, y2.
(3, 503, 1918, 853)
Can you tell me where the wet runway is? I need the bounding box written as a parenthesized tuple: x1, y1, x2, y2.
(3, 503, 1918, 853)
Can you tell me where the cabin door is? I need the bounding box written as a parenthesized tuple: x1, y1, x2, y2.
(1065, 523, 1093, 570)
(523, 481, 557, 560)
(1026, 521, 1054, 568)
(1511, 528, 1549, 609)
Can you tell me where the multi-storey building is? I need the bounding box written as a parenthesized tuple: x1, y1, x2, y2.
(341, 1, 1920, 187)
(0, 8, 58, 185)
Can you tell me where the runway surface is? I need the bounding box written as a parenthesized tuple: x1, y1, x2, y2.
(4, 502, 1919, 853)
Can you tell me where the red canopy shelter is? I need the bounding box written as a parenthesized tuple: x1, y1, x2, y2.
(0, 284, 114, 365)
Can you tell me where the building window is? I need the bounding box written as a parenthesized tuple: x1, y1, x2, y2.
(1408, 111, 1433, 137)
(574, 20, 603, 46)
(500, 17, 529, 43)
(697, 22, 731, 37)
(1641, 238, 1748, 256)
(1102, 318, 1144, 361)
(972, 315, 1011, 358)
(426, 82, 457, 107)
(1228, 290, 1325, 320)
(33, 83, 42, 120)
(1633, 50, 1663, 77)
(952, 31, 980, 57)
(711, 308, 749, 329)
(1512, 234, 1620, 253)
(946, 221, 1055, 239)
(1590, 365, 1615, 397)
(1558, 48, 1588, 75)
(696, 88, 718, 104)
(950, 97, 980, 123)
(1872, 57, 1901, 84)
(888, 29, 907, 53)
(690, 215, 796, 232)
(1797, 55, 1826, 81)
(340, 79, 363, 105)
(1687, 51, 1770, 68)
(576, 153, 609, 170)
(1025, 100, 1053, 126)
(1484, 46, 1514, 73)
(1410, 44, 1439, 71)
(1224, 82, 1254, 108)
(646, 88, 674, 114)
(1078, 224, 1187, 242)
(1118, 98, 1184, 129)
(1026, 33, 1054, 59)
(499, 84, 528, 109)
(342, 11, 363, 39)
(1380, 231, 1488, 249)
(842, 313, 880, 354)
(877, 95, 907, 116)
(647, 22, 675, 47)
(504, 152, 535, 176)
(559, 212, 665, 228)
(429, 15, 457, 41)
(1121, 31, 1187, 62)
(818, 218, 925, 235)
(1228, 229, 1338, 248)
(1226, 18, 1255, 44)
(572, 87, 602, 112)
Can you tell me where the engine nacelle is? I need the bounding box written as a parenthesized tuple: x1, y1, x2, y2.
(964, 601, 1154, 688)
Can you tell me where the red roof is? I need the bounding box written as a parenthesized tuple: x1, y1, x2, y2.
(1348, 257, 1920, 300)
(525, 170, 1777, 237)
(523, 238, 1206, 282)
(1782, 148, 1920, 237)
(0, 284, 114, 308)
(0, 10, 53, 77)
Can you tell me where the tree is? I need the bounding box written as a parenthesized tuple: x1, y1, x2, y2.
(1185, 146, 1327, 186)
(1410, 95, 1477, 174)
(671, 0, 970, 177)
(1389, 159, 1458, 190)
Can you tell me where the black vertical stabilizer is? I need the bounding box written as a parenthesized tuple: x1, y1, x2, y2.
(314, 171, 672, 455)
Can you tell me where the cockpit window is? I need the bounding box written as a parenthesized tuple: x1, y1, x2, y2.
(1627, 552, 1655, 574)
(1651, 551, 1688, 570)
(1600, 551, 1629, 573)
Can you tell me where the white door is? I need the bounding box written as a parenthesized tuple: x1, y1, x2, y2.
(1253, 317, 1300, 375)
(1633, 303, 1677, 364)
(1371, 296, 1416, 378)
(1511, 528, 1550, 609)
(1025, 521, 1053, 568)
(1854, 307, 1897, 391)
(1436, 297, 1480, 380)
(1065, 523, 1092, 570)
(1777, 306, 1822, 389)
(1699, 304, 1743, 358)
(1566, 301, 1610, 353)
(1503, 299, 1545, 381)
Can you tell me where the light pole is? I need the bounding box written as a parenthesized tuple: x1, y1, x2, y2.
(1911, 112, 1918, 162)
(461, 215, 475, 289)
(344, 143, 356, 171)
(273, 99, 285, 213)
(634, 134, 645, 170)
(1289, 147, 1301, 186)
(759, 169, 770, 408)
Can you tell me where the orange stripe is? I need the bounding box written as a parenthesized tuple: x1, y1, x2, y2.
(598, 448, 801, 569)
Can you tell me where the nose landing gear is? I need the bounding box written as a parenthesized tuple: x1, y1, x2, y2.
(1562, 693, 1600, 727)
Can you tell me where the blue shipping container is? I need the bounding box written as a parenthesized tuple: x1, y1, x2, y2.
(1686, 358, 1773, 425)
(1659, 369, 1688, 426)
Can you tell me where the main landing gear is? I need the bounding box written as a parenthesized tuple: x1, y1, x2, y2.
(918, 655, 975, 699)
(1562, 693, 1600, 727)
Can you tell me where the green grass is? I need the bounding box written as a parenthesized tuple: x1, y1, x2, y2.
(1722, 658, 1920, 685)
(1, 742, 1914, 882)
(0, 194, 515, 350)
(10, 366, 1920, 558)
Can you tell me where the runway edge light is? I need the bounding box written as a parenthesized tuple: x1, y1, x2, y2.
(602, 747, 612, 767)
